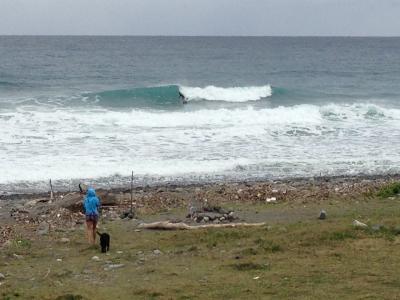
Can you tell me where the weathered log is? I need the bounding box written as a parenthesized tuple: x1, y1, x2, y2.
(96, 190, 119, 206)
(57, 190, 118, 212)
(58, 193, 83, 212)
(138, 221, 266, 230)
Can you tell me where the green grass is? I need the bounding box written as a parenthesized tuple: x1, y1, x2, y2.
(325, 230, 357, 241)
(377, 182, 400, 198)
(230, 262, 269, 271)
(2, 197, 400, 299)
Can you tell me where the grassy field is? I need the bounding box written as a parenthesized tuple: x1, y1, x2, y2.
(1, 196, 400, 300)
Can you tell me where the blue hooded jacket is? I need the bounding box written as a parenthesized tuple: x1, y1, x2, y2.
(84, 188, 100, 216)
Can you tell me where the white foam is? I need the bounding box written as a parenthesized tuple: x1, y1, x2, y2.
(1, 102, 400, 187)
(179, 85, 272, 102)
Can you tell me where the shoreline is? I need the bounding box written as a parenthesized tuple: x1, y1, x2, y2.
(0, 173, 398, 228)
(1, 173, 399, 200)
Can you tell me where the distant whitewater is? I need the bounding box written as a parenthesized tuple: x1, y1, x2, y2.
(1, 36, 400, 193)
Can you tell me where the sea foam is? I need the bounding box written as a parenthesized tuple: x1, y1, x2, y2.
(179, 85, 272, 102)
(1, 102, 400, 191)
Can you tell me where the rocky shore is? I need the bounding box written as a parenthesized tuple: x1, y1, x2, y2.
(1, 174, 399, 247)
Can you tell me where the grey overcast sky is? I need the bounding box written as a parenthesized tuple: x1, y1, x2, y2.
(1, 0, 400, 36)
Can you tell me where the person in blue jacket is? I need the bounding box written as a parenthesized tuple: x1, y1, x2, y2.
(83, 188, 101, 244)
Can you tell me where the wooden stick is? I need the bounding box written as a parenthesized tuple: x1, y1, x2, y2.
(130, 171, 134, 215)
(138, 221, 266, 230)
(43, 268, 51, 279)
(49, 179, 54, 202)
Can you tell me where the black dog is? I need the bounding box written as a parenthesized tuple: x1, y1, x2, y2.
(96, 231, 110, 253)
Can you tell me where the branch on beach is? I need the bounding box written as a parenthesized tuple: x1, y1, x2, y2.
(137, 221, 266, 230)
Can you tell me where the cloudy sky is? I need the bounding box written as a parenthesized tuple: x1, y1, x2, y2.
(1, 0, 399, 36)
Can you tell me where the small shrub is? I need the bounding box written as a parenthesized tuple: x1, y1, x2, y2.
(231, 262, 269, 271)
(377, 182, 400, 198)
(365, 226, 400, 241)
(270, 244, 282, 252)
(55, 295, 83, 300)
(132, 289, 163, 298)
(328, 230, 356, 241)
(187, 245, 198, 252)
(254, 238, 283, 253)
(239, 247, 258, 256)
(202, 229, 247, 248)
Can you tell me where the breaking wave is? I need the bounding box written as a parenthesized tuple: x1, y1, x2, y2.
(1, 102, 400, 190)
(179, 85, 272, 102)
(85, 84, 272, 107)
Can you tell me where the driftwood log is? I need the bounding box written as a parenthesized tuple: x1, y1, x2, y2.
(138, 221, 266, 230)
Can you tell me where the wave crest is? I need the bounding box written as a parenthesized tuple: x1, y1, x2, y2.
(179, 85, 272, 102)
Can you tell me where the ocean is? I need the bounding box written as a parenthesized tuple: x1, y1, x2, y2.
(1, 36, 400, 193)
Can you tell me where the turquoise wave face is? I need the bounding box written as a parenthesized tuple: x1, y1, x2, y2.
(82, 84, 273, 108)
(84, 85, 183, 108)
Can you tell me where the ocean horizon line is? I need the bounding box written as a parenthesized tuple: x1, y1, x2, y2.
(1, 34, 400, 38)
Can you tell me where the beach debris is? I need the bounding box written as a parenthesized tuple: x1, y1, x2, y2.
(79, 183, 88, 194)
(279, 226, 288, 233)
(3, 176, 397, 236)
(120, 211, 134, 219)
(59, 237, 70, 243)
(105, 210, 119, 221)
(43, 268, 51, 279)
(57, 193, 83, 212)
(91, 256, 100, 261)
(188, 205, 197, 217)
(97, 191, 119, 206)
(56, 190, 118, 213)
(318, 210, 327, 220)
(187, 204, 238, 223)
(0, 225, 13, 247)
(371, 224, 383, 232)
(253, 276, 260, 280)
(104, 264, 125, 271)
(37, 222, 50, 235)
(153, 249, 162, 255)
(9, 205, 30, 222)
(353, 220, 368, 228)
(266, 197, 277, 203)
(0, 273, 5, 281)
(24, 198, 49, 207)
(56, 258, 63, 262)
(3, 240, 12, 247)
(138, 221, 266, 230)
